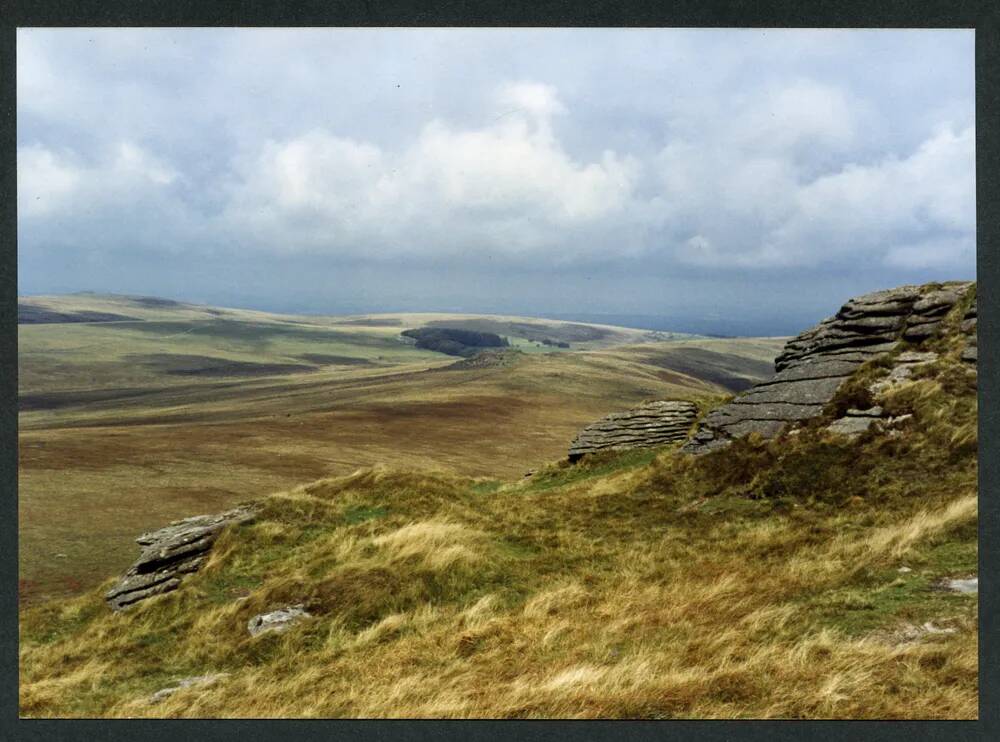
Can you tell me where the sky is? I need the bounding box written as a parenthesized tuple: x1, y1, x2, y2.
(17, 28, 975, 335)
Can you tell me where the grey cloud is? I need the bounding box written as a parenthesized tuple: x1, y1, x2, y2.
(16, 28, 975, 335)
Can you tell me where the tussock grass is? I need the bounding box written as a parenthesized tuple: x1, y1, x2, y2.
(19, 323, 977, 718)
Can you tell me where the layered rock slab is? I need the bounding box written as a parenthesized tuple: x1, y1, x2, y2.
(106, 505, 257, 611)
(683, 282, 974, 454)
(568, 400, 698, 461)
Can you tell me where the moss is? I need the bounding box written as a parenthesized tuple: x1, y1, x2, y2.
(343, 505, 389, 524)
(806, 569, 976, 637)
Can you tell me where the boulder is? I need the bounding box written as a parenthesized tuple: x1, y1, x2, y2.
(682, 282, 974, 454)
(568, 400, 698, 461)
(106, 505, 257, 611)
(247, 605, 311, 637)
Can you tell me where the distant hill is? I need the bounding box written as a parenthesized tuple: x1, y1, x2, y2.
(18, 282, 977, 719)
(18, 291, 782, 610)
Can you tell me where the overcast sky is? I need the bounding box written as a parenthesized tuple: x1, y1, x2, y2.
(17, 28, 975, 335)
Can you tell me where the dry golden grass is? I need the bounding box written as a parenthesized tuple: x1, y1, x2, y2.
(20, 360, 978, 718)
(20, 325, 778, 605)
(18, 294, 976, 718)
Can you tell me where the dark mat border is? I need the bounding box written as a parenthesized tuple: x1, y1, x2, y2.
(2, 2, 997, 740)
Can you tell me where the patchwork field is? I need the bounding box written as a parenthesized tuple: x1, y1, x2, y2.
(18, 293, 784, 605)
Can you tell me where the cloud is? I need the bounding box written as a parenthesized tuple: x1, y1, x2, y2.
(219, 86, 639, 260)
(18, 141, 179, 218)
(15, 28, 976, 330)
(494, 81, 566, 120)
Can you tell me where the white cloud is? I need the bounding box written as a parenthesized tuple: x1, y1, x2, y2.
(18, 141, 180, 219)
(220, 83, 639, 259)
(17, 145, 83, 217)
(16, 31, 975, 284)
(494, 81, 566, 120)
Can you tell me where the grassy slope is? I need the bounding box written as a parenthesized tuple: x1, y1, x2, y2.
(19, 320, 977, 718)
(18, 294, 783, 605)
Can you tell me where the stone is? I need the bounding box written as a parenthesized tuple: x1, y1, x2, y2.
(846, 406, 883, 417)
(106, 505, 257, 611)
(902, 320, 942, 341)
(568, 400, 698, 460)
(896, 351, 938, 364)
(736, 377, 847, 406)
(827, 416, 876, 437)
(247, 605, 311, 637)
(703, 402, 825, 425)
(683, 281, 975, 454)
(961, 345, 977, 364)
(835, 314, 906, 333)
(912, 287, 967, 316)
(753, 359, 862, 385)
(877, 622, 957, 645)
(939, 577, 977, 594)
(150, 673, 228, 703)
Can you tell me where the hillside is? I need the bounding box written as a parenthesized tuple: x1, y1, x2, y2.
(18, 294, 782, 605)
(18, 283, 978, 718)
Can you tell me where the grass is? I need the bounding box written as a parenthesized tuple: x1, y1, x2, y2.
(19, 295, 781, 606)
(19, 341, 978, 718)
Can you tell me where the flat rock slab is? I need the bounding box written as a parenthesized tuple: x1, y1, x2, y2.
(755, 358, 862, 384)
(736, 376, 847, 406)
(106, 505, 257, 611)
(896, 351, 938, 364)
(569, 400, 698, 460)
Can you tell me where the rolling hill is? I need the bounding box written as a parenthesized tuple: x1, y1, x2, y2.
(18, 293, 784, 605)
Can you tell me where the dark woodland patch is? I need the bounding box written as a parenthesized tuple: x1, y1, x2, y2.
(401, 328, 510, 357)
(424, 318, 613, 343)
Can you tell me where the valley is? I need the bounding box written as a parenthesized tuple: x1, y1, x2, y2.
(17, 293, 784, 604)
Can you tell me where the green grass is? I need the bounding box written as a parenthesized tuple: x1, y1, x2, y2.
(17, 288, 977, 718)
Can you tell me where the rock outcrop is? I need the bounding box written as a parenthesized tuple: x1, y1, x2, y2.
(683, 282, 975, 454)
(568, 400, 698, 461)
(106, 505, 257, 611)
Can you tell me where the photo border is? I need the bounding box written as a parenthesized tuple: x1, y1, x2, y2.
(1, 2, 996, 740)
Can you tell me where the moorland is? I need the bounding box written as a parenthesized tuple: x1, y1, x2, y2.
(18, 293, 781, 604)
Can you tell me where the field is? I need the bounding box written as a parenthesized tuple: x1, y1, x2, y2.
(19, 358, 978, 717)
(18, 293, 784, 605)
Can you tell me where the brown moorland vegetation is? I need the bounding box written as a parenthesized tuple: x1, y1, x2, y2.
(18, 295, 781, 605)
(19, 335, 977, 718)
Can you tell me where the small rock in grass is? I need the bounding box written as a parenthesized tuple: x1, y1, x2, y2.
(247, 605, 311, 637)
(149, 673, 228, 703)
(898, 566, 912, 573)
(846, 406, 883, 418)
(940, 577, 978, 594)
(827, 416, 876, 437)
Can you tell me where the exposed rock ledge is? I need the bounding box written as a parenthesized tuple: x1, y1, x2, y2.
(106, 505, 257, 611)
(568, 400, 698, 461)
(682, 281, 975, 454)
